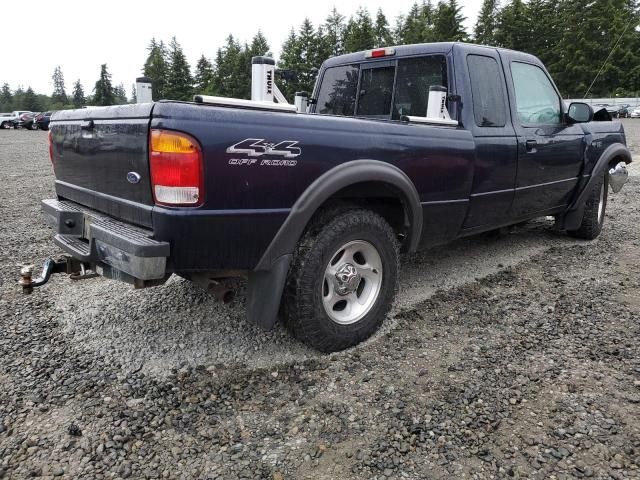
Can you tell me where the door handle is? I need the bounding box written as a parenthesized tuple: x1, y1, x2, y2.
(525, 139, 537, 152)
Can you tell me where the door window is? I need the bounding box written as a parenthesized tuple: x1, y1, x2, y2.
(315, 64, 360, 116)
(467, 55, 507, 127)
(511, 62, 561, 125)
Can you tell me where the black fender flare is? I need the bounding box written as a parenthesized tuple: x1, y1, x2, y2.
(247, 159, 423, 330)
(561, 143, 632, 231)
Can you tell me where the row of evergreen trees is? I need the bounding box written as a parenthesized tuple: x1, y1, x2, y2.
(2, 0, 639, 112)
(145, 0, 640, 102)
(0, 64, 131, 112)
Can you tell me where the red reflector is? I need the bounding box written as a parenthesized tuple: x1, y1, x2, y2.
(149, 129, 203, 206)
(365, 47, 396, 58)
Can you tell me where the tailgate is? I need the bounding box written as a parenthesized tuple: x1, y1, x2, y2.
(50, 104, 155, 228)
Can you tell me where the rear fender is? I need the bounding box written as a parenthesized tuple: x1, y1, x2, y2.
(247, 159, 422, 329)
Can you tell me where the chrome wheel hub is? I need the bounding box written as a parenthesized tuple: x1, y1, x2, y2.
(322, 240, 383, 325)
(334, 263, 361, 295)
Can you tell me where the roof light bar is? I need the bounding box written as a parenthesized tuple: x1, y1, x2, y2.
(365, 47, 396, 58)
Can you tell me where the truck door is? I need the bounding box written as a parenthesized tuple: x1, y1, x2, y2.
(459, 48, 518, 229)
(502, 56, 585, 218)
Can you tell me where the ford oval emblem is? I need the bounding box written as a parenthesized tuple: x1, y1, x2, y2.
(126, 172, 141, 184)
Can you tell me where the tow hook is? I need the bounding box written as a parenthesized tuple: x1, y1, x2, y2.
(19, 256, 93, 294)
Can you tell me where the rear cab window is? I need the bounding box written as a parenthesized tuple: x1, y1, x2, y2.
(314, 54, 449, 121)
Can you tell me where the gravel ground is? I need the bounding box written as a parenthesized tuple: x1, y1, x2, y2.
(1, 120, 639, 479)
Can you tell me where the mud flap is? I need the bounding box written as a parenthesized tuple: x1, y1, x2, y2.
(246, 254, 292, 330)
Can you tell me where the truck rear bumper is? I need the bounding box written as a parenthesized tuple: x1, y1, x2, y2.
(42, 199, 170, 281)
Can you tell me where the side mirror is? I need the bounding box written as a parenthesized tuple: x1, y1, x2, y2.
(567, 102, 593, 123)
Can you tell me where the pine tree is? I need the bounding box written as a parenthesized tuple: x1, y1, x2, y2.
(344, 8, 376, 52)
(396, 2, 435, 44)
(0, 83, 12, 111)
(549, 0, 640, 97)
(114, 83, 128, 104)
(277, 29, 301, 100)
(249, 31, 270, 57)
(296, 19, 324, 95)
(374, 9, 394, 47)
(93, 64, 115, 106)
(23, 87, 42, 111)
(321, 8, 347, 58)
(211, 35, 243, 97)
(130, 84, 137, 103)
(72, 79, 86, 108)
(51, 66, 68, 106)
(474, 0, 499, 45)
(143, 38, 169, 100)
(494, 0, 530, 51)
(12, 87, 25, 110)
(165, 37, 193, 101)
(432, 0, 468, 41)
(194, 55, 215, 93)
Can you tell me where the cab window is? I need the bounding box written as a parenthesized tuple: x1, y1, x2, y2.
(315, 64, 360, 116)
(316, 55, 448, 120)
(511, 62, 561, 125)
(392, 56, 447, 120)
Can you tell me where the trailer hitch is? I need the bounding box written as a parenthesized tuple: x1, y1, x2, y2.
(19, 256, 95, 294)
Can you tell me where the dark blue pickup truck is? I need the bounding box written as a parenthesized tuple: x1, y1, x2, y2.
(27, 42, 631, 352)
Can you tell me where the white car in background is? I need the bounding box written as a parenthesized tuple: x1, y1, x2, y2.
(631, 106, 640, 118)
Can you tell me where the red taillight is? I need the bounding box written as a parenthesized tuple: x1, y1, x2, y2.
(365, 47, 396, 58)
(149, 129, 203, 206)
(48, 130, 54, 167)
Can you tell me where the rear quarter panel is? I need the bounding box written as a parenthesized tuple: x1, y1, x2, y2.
(151, 102, 476, 269)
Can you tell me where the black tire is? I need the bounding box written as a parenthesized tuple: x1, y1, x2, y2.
(282, 208, 399, 352)
(567, 171, 608, 240)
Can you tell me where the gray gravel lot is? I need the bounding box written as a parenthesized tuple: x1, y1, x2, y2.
(1, 120, 639, 479)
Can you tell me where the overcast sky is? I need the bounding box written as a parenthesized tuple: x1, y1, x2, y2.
(0, 0, 483, 96)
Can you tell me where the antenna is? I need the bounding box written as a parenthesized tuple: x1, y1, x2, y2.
(583, 17, 637, 99)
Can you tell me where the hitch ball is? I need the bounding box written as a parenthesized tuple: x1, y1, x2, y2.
(19, 265, 35, 294)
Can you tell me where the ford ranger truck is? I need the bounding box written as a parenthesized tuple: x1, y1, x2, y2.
(29, 42, 631, 352)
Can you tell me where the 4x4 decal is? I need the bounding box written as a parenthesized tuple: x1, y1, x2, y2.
(226, 138, 301, 159)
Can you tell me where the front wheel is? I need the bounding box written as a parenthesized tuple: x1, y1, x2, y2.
(567, 171, 608, 240)
(283, 208, 399, 352)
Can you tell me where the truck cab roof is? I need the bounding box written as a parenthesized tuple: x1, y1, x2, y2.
(322, 42, 541, 68)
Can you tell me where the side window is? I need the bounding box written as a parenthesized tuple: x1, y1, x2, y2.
(356, 66, 395, 117)
(392, 55, 447, 120)
(511, 62, 561, 125)
(316, 65, 359, 116)
(467, 55, 507, 127)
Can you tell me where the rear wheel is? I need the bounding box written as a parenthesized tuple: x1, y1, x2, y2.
(567, 171, 608, 240)
(283, 208, 399, 352)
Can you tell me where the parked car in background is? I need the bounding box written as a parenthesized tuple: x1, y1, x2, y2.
(35, 111, 52, 130)
(11, 111, 37, 129)
(0, 113, 13, 128)
(3, 111, 32, 129)
(630, 106, 640, 118)
(616, 104, 631, 118)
